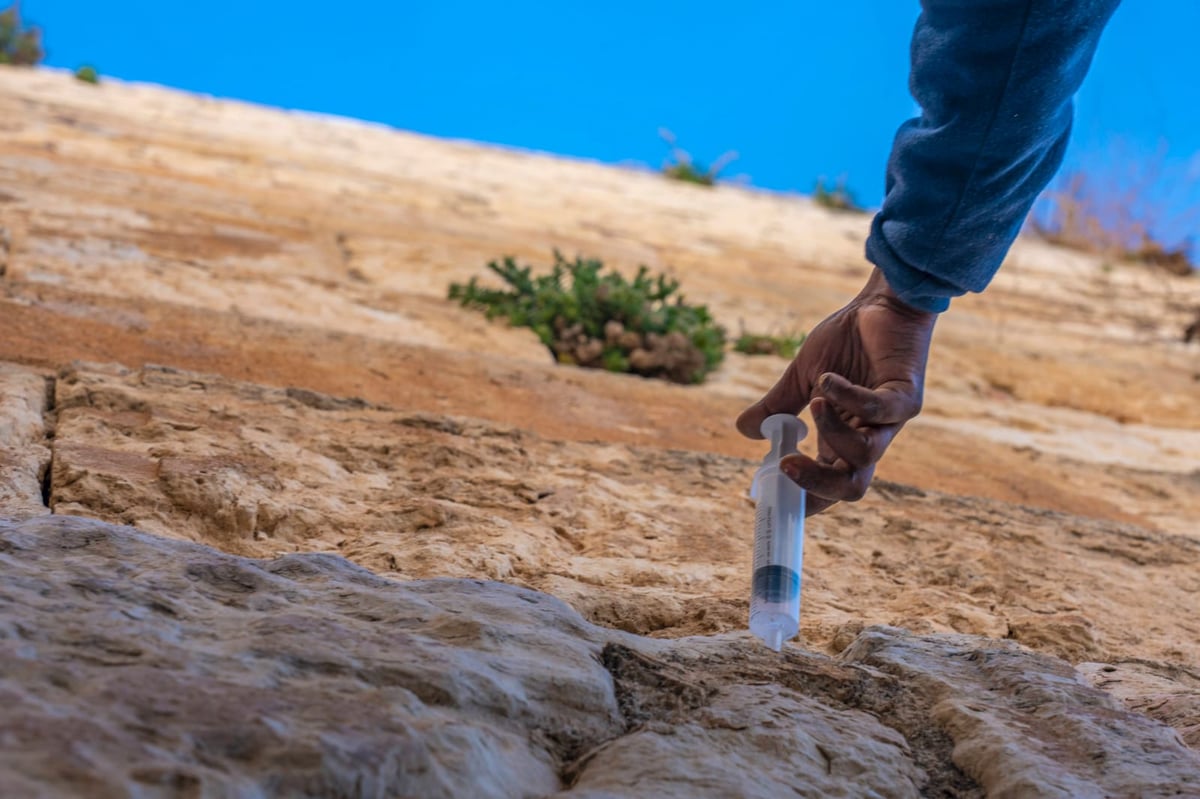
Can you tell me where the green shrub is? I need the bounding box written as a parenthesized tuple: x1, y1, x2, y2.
(74, 64, 99, 84)
(663, 161, 717, 187)
(449, 251, 727, 384)
(813, 176, 864, 213)
(733, 331, 806, 359)
(659, 128, 737, 188)
(0, 4, 43, 66)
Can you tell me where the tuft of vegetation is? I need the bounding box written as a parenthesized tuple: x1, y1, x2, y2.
(659, 128, 737, 188)
(663, 161, 717, 187)
(733, 330, 806, 359)
(0, 3, 43, 66)
(813, 176, 864, 213)
(449, 251, 726, 384)
(1030, 149, 1196, 277)
(74, 64, 99, 84)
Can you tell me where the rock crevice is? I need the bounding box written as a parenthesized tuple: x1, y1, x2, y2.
(0, 363, 53, 519)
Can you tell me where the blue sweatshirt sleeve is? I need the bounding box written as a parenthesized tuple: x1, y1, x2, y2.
(865, 0, 1121, 313)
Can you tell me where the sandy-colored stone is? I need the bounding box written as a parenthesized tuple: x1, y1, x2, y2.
(2, 515, 1198, 798)
(0, 363, 51, 520)
(0, 64, 1199, 791)
(1079, 660, 1200, 749)
(41, 362, 1200, 676)
(0, 66, 1196, 537)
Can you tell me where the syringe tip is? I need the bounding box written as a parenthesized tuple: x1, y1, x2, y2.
(768, 627, 783, 652)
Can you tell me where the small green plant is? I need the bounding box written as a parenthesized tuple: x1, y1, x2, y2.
(659, 128, 737, 187)
(813, 176, 864, 213)
(449, 251, 727, 384)
(663, 161, 716, 186)
(0, 3, 43, 66)
(74, 64, 99, 84)
(733, 331, 806, 359)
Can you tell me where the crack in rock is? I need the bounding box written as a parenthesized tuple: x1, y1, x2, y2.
(0, 364, 53, 519)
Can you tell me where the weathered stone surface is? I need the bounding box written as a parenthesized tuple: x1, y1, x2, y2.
(1079, 659, 1200, 749)
(2, 516, 1198, 798)
(0, 516, 607, 798)
(0, 363, 51, 520)
(845, 629, 1199, 798)
(45, 362, 1200, 676)
(559, 684, 923, 799)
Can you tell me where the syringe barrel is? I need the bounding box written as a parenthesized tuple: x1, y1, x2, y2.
(749, 462, 805, 650)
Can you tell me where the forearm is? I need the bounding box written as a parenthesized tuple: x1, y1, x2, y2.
(866, 0, 1121, 313)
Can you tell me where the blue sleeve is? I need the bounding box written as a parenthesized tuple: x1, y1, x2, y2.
(865, 0, 1121, 312)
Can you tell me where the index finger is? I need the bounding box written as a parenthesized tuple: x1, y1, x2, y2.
(736, 358, 814, 439)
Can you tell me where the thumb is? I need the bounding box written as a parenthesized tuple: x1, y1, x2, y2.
(736, 358, 814, 439)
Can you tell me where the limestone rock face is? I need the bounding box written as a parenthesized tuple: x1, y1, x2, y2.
(2, 515, 1198, 798)
(42, 362, 1200, 673)
(1, 516, 607, 799)
(2, 67, 1200, 797)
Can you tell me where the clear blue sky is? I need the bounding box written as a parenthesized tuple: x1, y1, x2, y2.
(23, 1, 1200, 253)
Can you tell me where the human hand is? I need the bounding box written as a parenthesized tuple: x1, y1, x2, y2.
(736, 268, 937, 515)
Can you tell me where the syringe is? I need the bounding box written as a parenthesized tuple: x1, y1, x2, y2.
(749, 413, 807, 652)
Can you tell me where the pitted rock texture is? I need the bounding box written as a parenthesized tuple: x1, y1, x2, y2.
(2, 516, 1199, 798)
(44, 362, 1200, 675)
